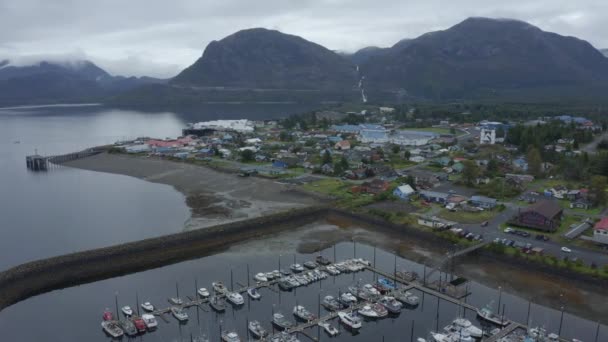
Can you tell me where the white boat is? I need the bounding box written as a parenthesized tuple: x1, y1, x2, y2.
(272, 312, 294, 330)
(444, 318, 482, 338)
(363, 284, 380, 296)
(247, 287, 261, 299)
(293, 305, 315, 321)
(265, 272, 275, 280)
(272, 270, 281, 278)
(221, 331, 241, 342)
(431, 332, 450, 342)
(141, 313, 158, 329)
(326, 265, 340, 275)
(169, 297, 183, 305)
(248, 320, 268, 339)
(318, 321, 340, 336)
(141, 302, 154, 312)
(358, 305, 379, 318)
(226, 292, 244, 305)
(198, 288, 210, 298)
(254, 273, 267, 282)
(395, 290, 419, 306)
(290, 263, 304, 273)
(101, 321, 124, 338)
(121, 305, 133, 316)
(171, 306, 189, 322)
(477, 305, 508, 326)
(212, 281, 228, 294)
(338, 311, 362, 329)
(340, 292, 357, 305)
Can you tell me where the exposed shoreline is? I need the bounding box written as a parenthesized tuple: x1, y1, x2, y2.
(64, 153, 321, 229)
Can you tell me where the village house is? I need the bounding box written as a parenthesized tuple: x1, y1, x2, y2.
(353, 179, 391, 195)
(512, 200, 563, 232)
(592, 218, 608, 245)
(469, 195, 498, 209)
(406, 170, 441, 188)
(334, 140, 351, 150)
(393, 184, 416, 200)
(419, 190, 450, 204)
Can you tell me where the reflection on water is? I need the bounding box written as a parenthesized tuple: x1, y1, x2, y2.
(0, 230, 605, 342)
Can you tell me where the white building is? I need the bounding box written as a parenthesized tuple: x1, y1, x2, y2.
(480, 128, 496, 145)
(190, 119, 255, 133)
(390, 130, 438, 146)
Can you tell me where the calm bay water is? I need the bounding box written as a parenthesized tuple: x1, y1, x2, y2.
(0, 103, 310, 269)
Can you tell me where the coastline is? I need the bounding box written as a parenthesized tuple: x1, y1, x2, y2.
(63, 153, 321, 229)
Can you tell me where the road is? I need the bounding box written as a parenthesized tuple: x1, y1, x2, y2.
(582, 130, 608, 154)
(458, 205, 608, 266)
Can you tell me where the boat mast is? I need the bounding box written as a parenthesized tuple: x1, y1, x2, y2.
(114, 293, 119, 319)
(136, 291, 140, 316)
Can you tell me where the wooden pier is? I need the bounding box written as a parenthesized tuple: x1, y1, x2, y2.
(25, 147, 105, 171)
(484, 322, 523, 342)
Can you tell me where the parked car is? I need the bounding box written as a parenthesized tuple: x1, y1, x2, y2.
(561, 247, 572, 253)
(504, 227, 513, 233)
(481, 221, 489, 227)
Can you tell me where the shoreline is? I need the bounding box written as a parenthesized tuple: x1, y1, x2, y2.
(63, 153, 321, 229)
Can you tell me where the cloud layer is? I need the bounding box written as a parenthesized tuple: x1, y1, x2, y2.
(0, 0, 606, 78)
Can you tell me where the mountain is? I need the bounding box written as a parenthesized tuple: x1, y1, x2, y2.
(360, 17, 608, 100)
(172, 28, 357, 90)
(0, 60, 165, 106)
(601, 49, 608, 57)
(346, 46, 389, 65)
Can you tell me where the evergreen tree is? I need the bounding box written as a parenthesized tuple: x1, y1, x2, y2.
(527, 147, 543, 177)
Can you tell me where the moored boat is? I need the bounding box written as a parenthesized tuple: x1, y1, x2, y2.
(209, 296, 226, 312)
(102, 309, 114, 321)
(338, 311, 362, 330)
(121, 305, 133, 317)
(322, 295, 343, 311)
(227, 292, 244, 305)
(272, 312, 294, 330)
(141, 302, 154, 312)
(119, 319, 138, 336)
(270, 332, 301, 342)
(326, 265, 340, 275)
(318, 322, 340, 336)
(290, 263, 304, 273)
(101, 321, 124, 338)
(132, 317, 147, 333)
(248, 320, 268, 339)
(168, 297, 183, 305)
(444, 318, 482, 338)
(395, 290, 420, 307)
(379, 296, 402, 314)
(171, 306, 189, 322)
(247, 287, 261, 299)
(212, 281, 228, 294)
(141, 313, 158, 329)
(254, 272, 267, 282)
(293, 305, 315, 321)
(221, 331, 241, 342)
(303, 261, 317, 269)
(316, 255, 331, 265)
(339, 292, 357, 306)
(198, 288, 210, 298)
(358, 305, 379, 318)
(477, 305, 508, 327)
(371, 303, 388, 318)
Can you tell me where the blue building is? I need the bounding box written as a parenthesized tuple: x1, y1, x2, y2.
(272, 160, 288, 168)
(470, 195, 497, 209)
(393, 185, 415, 200)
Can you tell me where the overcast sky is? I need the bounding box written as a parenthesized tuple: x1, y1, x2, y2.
(0, 0, 606, 78)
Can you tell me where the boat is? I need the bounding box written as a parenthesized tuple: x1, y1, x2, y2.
(101, 321, 124, 338)
(294, 274, 308, 285)
(395, 290, 420, 307)
(371, 303, 388, 318)
(247, 287, 261, 299)
(227, 292, 245, 305)
(119, 319, 138, 336)
(338, 311, 362, 330)
(376, 278, 396, 292)
(212, 281, 228, 294)
(141, 302, 154, 312)
(339, 292, 357, 306)
(198, 287, 210, 298)
(477, 304, 508, 326)
(272, 312, 294, 330)
(325, 265, 340, 275)
(141, 313, 158, 329)
(209, 296, 226, 312)
(528, 327, 560, 342)
(318, 321, 340, 336)
(396, 270, 418, 282)
(290, 263, 304, 273)
(379, 296, 402, 314)
(270, 332, 301, 342)
(278, 278, 294, 291)
(322, 295, 344, 311)
(363, 283, 381, 296)
(287, 276, 300, 287)
(171, 306, 189, 322)
(132, 317, 147, 333)
(221, 331, 241, 342)
(265, 272, 275, 280)
(293, 305, 316, 321)
(358, 305, 379, 318)
(248, 320, 268, 339)
(444, 318, 482, 338)
(102, 309, 114, 321)
(121, 305, 133, 316)
(280, 269, 291, 276)
(168, 297, 183, 305)
(303, 261, 317, 269)
(430, 332, 449, 342)
(272, 270, 281, 278)
(316, 255, 331, 265)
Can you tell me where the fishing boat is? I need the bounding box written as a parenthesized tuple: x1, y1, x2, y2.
(212, 281, 228, 294)
(371, 303, 388, 318)
(248, 320, 268, 339)
(121, 305, 133, 316)
(338, 311, 362, 330)
(363, 283, 381, 296)
(347, 285, 369, 300)
(294, 274, 308, 285)
(221, 331, 241, 342)
(290, 263, 304, 273)
(303, 261, 317, 269)
(395, 290, 420, 307)
(396, 270, 418, 282)
(141, 302, 154, 312)
(477, 304, 508, 327)
(325, 265, 340, 275)
(209, 296, 226, 312)
(171, 306, 189, 322)
(287, 276, 300, 287)
(272, 312, 294, 330)
(119, 319, 138, 336)
(444, 318, 482, 338)
(169, 297, 183, 305)
(101, 321, 124, 338)
(316, 255, 331, 265)
(141, 313, 158, 329)
(271, 270, 281, 278)
(375, 278, 396, 293)
(198, 288, 210, 298)
(278, 278, 294, 291)
(528, 327, 560, 342)
(339, 292, 358, 306)
(322, 295, 343, 311)
(318, 322, 340, 336)
(358, 305, 379, 318)
(247, 287, 261, 299)
(265, 272, 275, 280)
(379, 296, 402, 314)
(132, 317, 147, 333)
(102, 309, 114, 321)
(227, 292, 245, 305)
(293, 305, 316, 321)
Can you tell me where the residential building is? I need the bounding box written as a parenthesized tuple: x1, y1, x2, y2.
(393, 184, 416, 200)
(593, 218, 608, 245)
(334, 140, 351, 150)
(419, 190, 450, 204)
(512, 200, 563, 232)
(409, 156, 425, 163)
(469, 196, 497, 209)
(356, 179, 391, 195)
